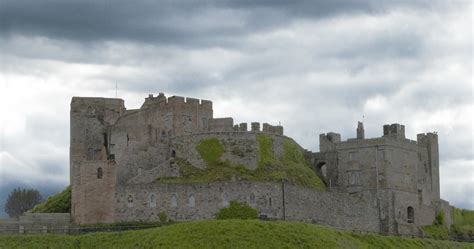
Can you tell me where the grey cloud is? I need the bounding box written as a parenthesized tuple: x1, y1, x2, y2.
(1, 0, 446, 46)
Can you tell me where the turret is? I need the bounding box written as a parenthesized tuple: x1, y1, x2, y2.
(356, 121, 365, 139)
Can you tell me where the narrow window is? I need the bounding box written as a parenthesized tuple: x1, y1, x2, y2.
(161, 130, 166, 139)
(149, 194, 156, 208)
(407, 206, 414, 223)
(127, 195, 134, 208)
(127, 133, 130, 147)
(97, 167, 103, 179)
(378, 149, 384, 160)
(268, 197, 272, 207)
(249, 193, 256, 205)
(171, 194, 178, 207)
(171, 150, 176, 158)
(188, 194, 195, 207)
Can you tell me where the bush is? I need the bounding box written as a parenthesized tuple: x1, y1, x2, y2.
(216, 200, 258, 220)
(159, 212, 168, 223)
(422, 225, 449, 240)
(433, 211, 445, 226)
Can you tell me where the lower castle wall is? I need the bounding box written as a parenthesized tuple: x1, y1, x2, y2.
(115, 181, 380, 232)
(0, 213, 70, 234)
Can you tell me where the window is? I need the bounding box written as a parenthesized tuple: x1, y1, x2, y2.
(378, 149, 384, 160)
(268, 197, 272, 207)
(188, 194, 195, 207)
(407, 206, 414, 223)
(127, 195, 133, 208)
(171, 150, 176, 158)
(149, 194, 156, 208)
(222, 193, 229, 207)
(349, 152, 357, 161)
(97, 167, 103, 179)
(249, 193, 256, 205)
(171, 194, 178, 207)
(347, 171, 361, 186)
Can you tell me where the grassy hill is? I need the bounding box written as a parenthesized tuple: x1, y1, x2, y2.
(1, 220, 473, 249)
(158, 135, 326, 190)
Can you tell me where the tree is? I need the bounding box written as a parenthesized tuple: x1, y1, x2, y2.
(4, 188, 42, 218)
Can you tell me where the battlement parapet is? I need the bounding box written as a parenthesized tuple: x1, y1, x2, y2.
(209, 118, 234, 132)
(251, 122, 260, 132)
(416, 132, 438, 147)
(262, 123, 284, 135)
(140, 93, 213, 110)
(383, 123, 405, 139)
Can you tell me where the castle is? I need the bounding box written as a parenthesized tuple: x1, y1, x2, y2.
(70, 93, 453, 235)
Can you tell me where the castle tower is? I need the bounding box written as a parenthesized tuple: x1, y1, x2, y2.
(356, 121, 365, 139)
(70, 97, 125, 224)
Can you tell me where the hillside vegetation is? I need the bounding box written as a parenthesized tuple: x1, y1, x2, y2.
(1, 220, 473, 249)
(30, 186, 71, 213)
(158, 135, 325, 190)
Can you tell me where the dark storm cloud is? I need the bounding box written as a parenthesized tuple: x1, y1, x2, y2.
(1, 0, 444, 46)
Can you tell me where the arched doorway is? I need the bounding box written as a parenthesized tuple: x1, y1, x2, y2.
(315, 161, 328, 187)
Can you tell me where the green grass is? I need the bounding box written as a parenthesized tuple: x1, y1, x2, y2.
(1, 220, 473, 249)
(422, 225, 450, 240)
(158, 136, 325, 190)
(30, 186, 71, 213)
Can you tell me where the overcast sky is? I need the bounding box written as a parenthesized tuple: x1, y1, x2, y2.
(0, 0, 472, 216)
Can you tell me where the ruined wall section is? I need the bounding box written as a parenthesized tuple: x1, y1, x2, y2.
(70, 97, 125, 224)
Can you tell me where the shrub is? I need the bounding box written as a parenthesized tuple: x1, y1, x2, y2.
(216, 200, 258, 220)
(433, 211, 445, 226)
(196, 138, 224, 165)
(159, 212, 168, 223)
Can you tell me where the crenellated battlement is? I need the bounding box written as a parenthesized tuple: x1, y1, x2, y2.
(141, 93, 213, 110)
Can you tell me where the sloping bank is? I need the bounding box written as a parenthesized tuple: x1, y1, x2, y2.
(0, 220, 473, 249)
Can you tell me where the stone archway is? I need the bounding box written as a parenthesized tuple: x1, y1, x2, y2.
(314, 161, 328, 187)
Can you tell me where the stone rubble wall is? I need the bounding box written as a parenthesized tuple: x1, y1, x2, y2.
(0, 213, 70, 234)
(115, 181, 380, 233)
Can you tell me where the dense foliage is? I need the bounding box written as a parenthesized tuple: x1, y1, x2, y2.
(30, 186, 71, 213)
(158, 136, 325, 190)
(1, 220, 472, 249)
(215, 201, 258, 220)
(452, 208, 474, 240)
(5, 188, 42, 218)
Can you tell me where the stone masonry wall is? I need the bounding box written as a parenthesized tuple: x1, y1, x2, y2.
(0, 213, 70, 234)
(114, 181, 380, 233)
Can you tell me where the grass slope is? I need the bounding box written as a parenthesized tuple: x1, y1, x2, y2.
(30, 186, 71, 213)
(159, 136, 325, 190)
(1, 220, 473, 249)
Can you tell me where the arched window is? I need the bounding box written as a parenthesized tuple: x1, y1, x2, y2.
(97, 167, 103, 179)
(249, 193, 256, 205)
(188, 194, 195, 207)
(127, 195, 134, 208)
(171, 194, 178, 207)
(222, 193, 229, 207)
(149, 194, 156, 208)
(171, 150, 176, 158)
(407, 206, 414, 223)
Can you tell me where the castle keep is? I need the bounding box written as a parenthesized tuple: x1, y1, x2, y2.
(70, 93, 452, 235)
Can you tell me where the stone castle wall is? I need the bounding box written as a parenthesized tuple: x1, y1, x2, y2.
(0, 213, 70, 234)
(114, 181, 380, 233)
(68, 94, 451, 236)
